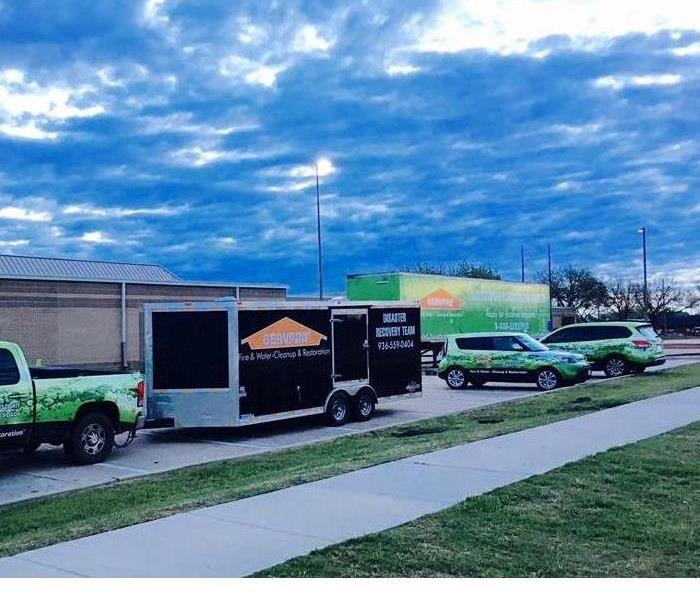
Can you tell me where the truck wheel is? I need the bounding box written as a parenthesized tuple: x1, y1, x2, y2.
(445, 367, 468, 390)
(325, 392, 350, 426)
(536, 368, 561, 391)
(352, 388, 376, 421)
(65, 412, 115, 465)
(604, 356, 629, 378)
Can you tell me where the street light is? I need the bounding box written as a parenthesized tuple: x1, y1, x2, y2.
(313, 157, 334, 300)
(638, 226, 648, 310)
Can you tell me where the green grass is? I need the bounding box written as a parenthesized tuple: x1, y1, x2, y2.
(261, 422, 700, 577)
(1, 363, 700, 559)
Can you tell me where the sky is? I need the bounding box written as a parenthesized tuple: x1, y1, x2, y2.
(0, 0, 698, 294)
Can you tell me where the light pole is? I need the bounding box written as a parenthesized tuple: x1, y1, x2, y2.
(547, 243, 553, 330)
(315, 161, 324, 300)
(638, 226, 648, 311)
(520, 245, 525, 283)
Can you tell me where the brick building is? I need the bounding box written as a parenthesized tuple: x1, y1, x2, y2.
(0, 254, 287, 369)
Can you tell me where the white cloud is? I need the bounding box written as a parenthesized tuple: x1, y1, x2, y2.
(219, 55, 286, 88)
(62, 204, 186, 218)
(0, 69, 104, 140)
(80, 231, 114, 244)
(292, 25, 334, 53)
(593, 73, 683, 90)
(288, 157, 337, 178)
(170, 144, 275, 167)
(386, 63, 421, 76)
(0, 239, 29, 248)
(0, 206, 52, 222)
(671, 41, 700, 56)
(408, 0, 700, 56)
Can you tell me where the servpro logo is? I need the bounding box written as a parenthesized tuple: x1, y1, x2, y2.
(241, 317, 327, 350)
(419, 288, 462, 310)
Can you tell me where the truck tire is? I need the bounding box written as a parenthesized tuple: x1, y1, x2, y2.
(325, 392, 350, 426)
(604, 356, 629, 378)
(65, 412, 115, 465)
(352, 388, 376, 421)
(445, 367, 468, 390)
(536, 368, 561, 391)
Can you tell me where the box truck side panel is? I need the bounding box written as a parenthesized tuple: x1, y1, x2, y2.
(238, 308, 333, 418)
(399, 274, 549, 337)
(347, 273, 401, 301)
(368, 306, 422, 397)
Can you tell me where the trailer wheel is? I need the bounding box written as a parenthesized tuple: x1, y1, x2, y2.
(352, 388, 376, 421)
(325, 392, 350, 426)
(64, 412, 115, 465)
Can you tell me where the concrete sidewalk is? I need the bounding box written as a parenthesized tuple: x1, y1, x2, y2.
(1, 386, 698, 578)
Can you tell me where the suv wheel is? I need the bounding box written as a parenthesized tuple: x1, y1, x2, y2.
(604, 356, 629, 378)
(65, 412, 114, 465)
(536, 368, 561, 391)
(446, 367, 468, 390)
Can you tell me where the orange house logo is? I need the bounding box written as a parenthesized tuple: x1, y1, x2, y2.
(241, 317, 327, 350)
(419, 288, 462, 310)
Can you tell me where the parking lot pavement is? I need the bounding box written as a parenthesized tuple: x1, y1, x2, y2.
(0, 355, 695, 507)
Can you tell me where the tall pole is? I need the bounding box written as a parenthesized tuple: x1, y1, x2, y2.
(315, 162, 324, 300)
(520, 245, 525, 283)
(547, 243, 553, 331)
(639, 226, 648, 314)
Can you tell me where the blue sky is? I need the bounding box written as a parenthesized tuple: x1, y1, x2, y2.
(0, 0, 698, 294)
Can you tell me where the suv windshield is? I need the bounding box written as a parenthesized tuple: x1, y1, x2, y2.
(516, 334, 548, 352)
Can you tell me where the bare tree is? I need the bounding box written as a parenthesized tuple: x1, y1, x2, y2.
(538, 266, 608, 319)
(407, 261, 501, 280)
(606, 278, 641, 320)
(635, 278, 687, 329)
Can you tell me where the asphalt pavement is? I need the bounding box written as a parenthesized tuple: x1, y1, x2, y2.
(0, 355, 695, 506)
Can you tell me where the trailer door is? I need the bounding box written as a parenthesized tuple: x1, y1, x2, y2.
(332, 309, 369, 384)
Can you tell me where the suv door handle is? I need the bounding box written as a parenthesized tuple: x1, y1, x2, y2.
(6, 393, 25, 400)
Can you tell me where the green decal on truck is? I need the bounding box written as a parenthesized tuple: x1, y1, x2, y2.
(347, 273, 550, 338)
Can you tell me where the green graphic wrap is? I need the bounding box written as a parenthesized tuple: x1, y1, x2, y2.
(348, 273, 550, 338)
(545, 338, 664, 368)
(33, 374, 142, 424)
(438, 347, 589, 382)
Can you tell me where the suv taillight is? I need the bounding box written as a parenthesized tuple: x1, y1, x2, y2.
(632, 339, 651, 348)
(136, 381, 145, 407)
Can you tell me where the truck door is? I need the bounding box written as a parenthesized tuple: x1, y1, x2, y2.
(0, 345, 34, 449)
(332, 309, 369, 384)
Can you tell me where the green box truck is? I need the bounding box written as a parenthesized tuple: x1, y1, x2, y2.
(347, 272, 551, 363)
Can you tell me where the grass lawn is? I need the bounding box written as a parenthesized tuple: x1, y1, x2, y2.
(260, 422, 700, 577)
(1, 363, 700, 559)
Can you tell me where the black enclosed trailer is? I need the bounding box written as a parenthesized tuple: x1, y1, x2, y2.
(142, 300, 421, 428)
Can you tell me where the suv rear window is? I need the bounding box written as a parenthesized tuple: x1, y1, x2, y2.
(455, 337, 492, 350)
(589, 326, 631, 340)
(636, 325, 659, 340)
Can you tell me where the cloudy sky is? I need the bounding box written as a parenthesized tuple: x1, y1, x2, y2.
(0, 0, 698, 293)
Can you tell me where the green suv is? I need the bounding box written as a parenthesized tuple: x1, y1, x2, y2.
(540, 322, 665, 377)
(438, 333, 590, 391)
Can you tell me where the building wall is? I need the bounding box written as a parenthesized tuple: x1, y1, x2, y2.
(0, 279, 285, 369)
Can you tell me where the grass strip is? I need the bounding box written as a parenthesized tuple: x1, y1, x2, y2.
(260, 422, 700, 577)
(1, 363, 699, 558)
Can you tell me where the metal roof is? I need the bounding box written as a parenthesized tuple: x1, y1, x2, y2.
(0, 254, 180, 283)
